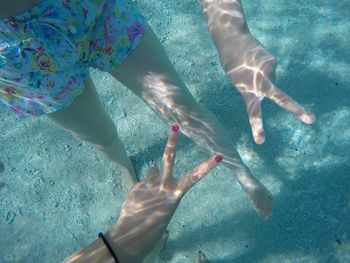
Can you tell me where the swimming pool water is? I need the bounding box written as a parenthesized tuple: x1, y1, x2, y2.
(0, 0, 349, 262)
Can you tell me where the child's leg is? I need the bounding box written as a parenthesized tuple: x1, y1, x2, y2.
(47, 76, 137, 191)
(110, 26, 273, 218)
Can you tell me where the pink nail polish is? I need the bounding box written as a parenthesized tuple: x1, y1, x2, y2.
(172, 124, 179, 133)
(214, 155, 222, 163)
(255, 131, 265, 144)
(258, 131, 265, 138)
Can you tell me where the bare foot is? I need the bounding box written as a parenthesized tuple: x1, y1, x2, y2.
(142, 231, 169, 263)
(236, 170, 273, 219)
(196, 250, 210, 263)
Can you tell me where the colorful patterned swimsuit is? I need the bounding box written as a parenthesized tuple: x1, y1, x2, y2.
(0, 0, 147, 118)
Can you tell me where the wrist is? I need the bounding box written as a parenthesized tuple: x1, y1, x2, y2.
(216, 31, 254, 73)
(63, 237, 114, 263)
(104, 227, 140, 263)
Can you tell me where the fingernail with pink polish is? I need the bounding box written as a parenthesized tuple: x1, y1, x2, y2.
(258, 130, 265, 138)
(255, 131, 265, 144)
(172, 124, 180, 133)
(214, 155, 222, 163)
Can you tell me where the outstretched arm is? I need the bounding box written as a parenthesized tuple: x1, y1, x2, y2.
(63, 125, 222, 263)
(199, 0, 315, 144)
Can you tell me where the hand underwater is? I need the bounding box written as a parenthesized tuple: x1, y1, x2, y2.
(106, 124, 222, 262)
(199, 0, 315, 144)
(225, 33, 315, 144)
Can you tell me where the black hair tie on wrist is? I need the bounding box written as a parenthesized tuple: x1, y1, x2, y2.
(99, 232, 120, 263)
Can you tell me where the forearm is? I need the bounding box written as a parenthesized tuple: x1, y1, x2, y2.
(62, 232, 146, 263)
(199, 0, 252, 72)
(199, 0, 248, 33)
(62, 238, 114, 263)
(61, 230, 154, 263)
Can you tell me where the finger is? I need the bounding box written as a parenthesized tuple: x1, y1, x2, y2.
(268, 86, 315, 124)
(244, 96, 265, 144)
(160, 124, 180, 190)
(179, 154, 222, 194)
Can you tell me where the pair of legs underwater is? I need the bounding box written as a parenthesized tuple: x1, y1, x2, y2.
(48, 25, 272, 259)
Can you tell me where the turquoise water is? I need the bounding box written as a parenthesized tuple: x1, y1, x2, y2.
(1, 0, 349, 262)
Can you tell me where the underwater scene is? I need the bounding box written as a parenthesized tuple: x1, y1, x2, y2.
(0, 0, 349, 262)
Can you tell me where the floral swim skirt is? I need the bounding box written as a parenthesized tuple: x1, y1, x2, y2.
(0, 0, 147, 118)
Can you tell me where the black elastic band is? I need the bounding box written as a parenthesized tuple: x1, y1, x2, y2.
(99, 232, 120, 263)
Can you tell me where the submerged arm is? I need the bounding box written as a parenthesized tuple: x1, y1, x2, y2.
(199, 0, 250, 71)
(63, 126, 221, 263)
